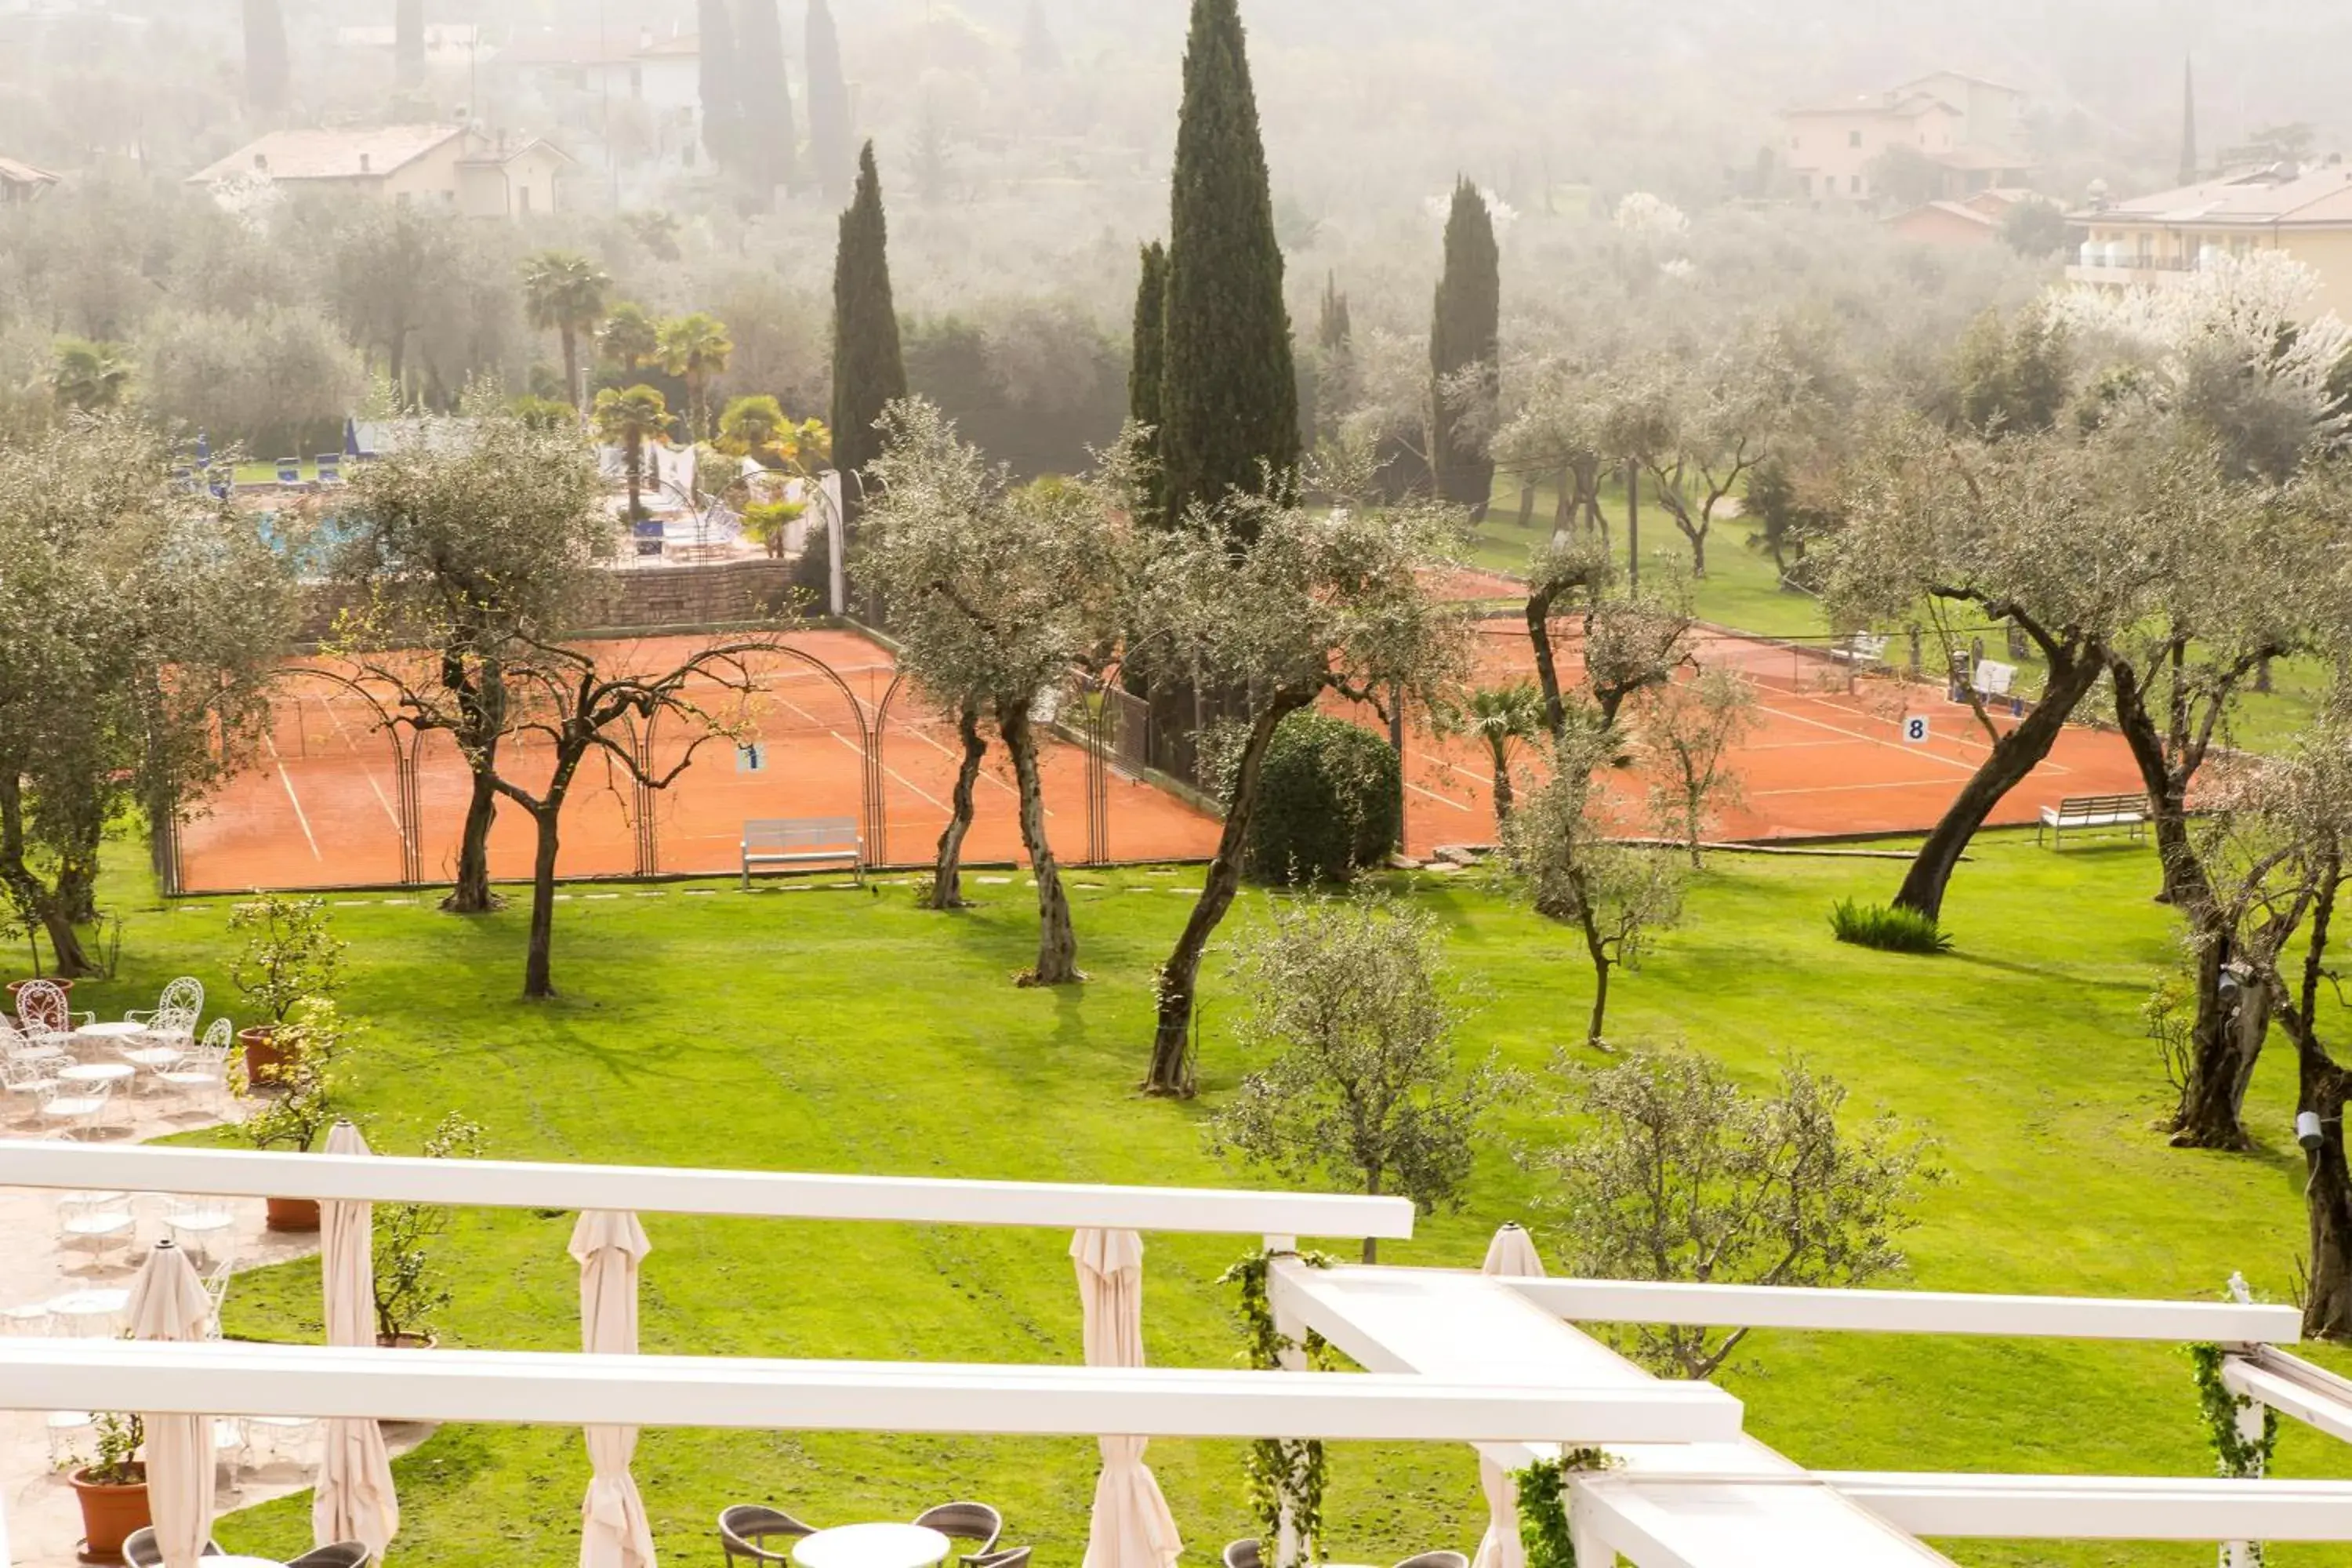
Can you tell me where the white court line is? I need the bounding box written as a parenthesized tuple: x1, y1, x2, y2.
(1406, 779, 1474, 812)
(880, 713, 1018, 797)
(310, 694, 403, 834)
(1751, 697, 1982, 772)
(260, 735, 322, 861)
(1751, 778, 1997, 799)
(768, 691, 953, 815)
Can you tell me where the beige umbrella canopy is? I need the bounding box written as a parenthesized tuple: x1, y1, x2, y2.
(314, 1120, 400, 1556)
(1072, 1228, 1182, 1568)
(572, 1210, 658, 1568)
(1472, 1225, 1548, 1568)
(128, 1241, 217, 1568)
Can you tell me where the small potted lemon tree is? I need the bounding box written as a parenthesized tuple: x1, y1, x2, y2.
(238, 1000, 355, 1232)
(373, 1113, 487, 1347)
(68, 1413, 151, 1561)
(228, 895, 345, 1085)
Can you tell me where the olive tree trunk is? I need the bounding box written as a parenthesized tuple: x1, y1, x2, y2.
(1145, 690, 1315, 1097)
(997, 696, 1077, 985)
(2286, 852, 2352, 1337)
(444, 768, 501, 913)
(925, 705, 986, 911)
(1893, 649, 2104, 923)
(0, 775, 94, 977)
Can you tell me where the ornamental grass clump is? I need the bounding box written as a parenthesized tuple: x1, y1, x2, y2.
(1829, 898, 1955, 955)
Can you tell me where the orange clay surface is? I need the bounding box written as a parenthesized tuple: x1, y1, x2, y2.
(176, 622, 2148, 893)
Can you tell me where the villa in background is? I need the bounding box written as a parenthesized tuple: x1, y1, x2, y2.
(1885, 186, 2039, 245)
(1782, 71, 2034, 204)
(0, 154, 60, 203)
(496, 25, 704, 184)
(187, 125, 571, 220)
(2067, 159, 2352, 321)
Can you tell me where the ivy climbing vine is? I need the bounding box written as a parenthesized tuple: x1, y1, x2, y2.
(1515, 1450, 1615, 1568)
(1223, 1247, 1335, 1563)
(2190, 1342, 2280, 1566)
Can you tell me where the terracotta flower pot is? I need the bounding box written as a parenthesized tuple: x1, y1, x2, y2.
(69, 1465, 150, 1564)
(376, 1330, 438, 1350)
(265, 1195, 321, 1232)
(238, 1025, 297, 1086)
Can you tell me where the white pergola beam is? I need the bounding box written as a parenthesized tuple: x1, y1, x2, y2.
(1824, 1472, 2352, 1540)
(0, 1139, 1414, 1239)
(0, 1340, 1740, 1444)
(2224, 1348, 2352, 1446)
(1510, 1278, 2299, 1344)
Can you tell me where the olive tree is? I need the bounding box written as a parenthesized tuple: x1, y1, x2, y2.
(1521, 533, 1693, 746)
(0, 419, 292, 973)
(1823, 416, 2204, 922)
(1530, 1049, 1939, 1378)
(1207, 894, 1506, 1262)
(1639, 666, 1762, 866)
(855, 401, 1131, 973)
(1131, 481, 1471, 1096)
(1627, 332, 1812, 579)
(332, 406, 611, 913)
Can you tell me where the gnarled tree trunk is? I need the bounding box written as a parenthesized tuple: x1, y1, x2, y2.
(444, 768, 500, 913)
(1893, 648, 2105, 922)
(1146, 688, 1315, 1096)
(0, 774, 94, 977)
(2284, 851, 2352, 1337)
(998, 697, 1076, 985)
(926, 704, 986, 910)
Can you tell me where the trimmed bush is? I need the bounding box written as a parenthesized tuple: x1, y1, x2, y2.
(1830, 898, 1955, 955)
(1245, 713, 1402, 884)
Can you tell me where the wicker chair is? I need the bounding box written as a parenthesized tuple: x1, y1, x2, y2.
(288, 1543, 373, 1568)
(122, 1530, 223, 1567)
(967, 1551, 1031, 1568)
(913, 1502, 1002, 1559)
(1223, 1539, 1264, 1568)
(720, 1504, 818, 1566)
(1392, 1554, 1468, 1568)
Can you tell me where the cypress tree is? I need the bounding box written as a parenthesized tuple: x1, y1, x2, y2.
(1429, 177, 1501, 516)
(1311, 270, 1354, 447)
(243, 0, 289, 110)
(806, 0, 855, 204)
(2179, 58, 2198, 184)
(1019, 0, 1064, 74)
(832, 142, 908, 492)
(1316, 270, 1352, 354)
(1129, 241, 1168, 524)
(1158, 0, 1298, 532)
(736, 0, 799, 200)
(697, 0, 746, 171)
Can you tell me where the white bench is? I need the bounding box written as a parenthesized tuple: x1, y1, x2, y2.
(2038, 793, 2147, 849)
(740, 818, 865, 888)
(1829, 633, 1889, 668)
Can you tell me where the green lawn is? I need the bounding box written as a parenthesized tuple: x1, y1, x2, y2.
(49, 834, 2345, 1568)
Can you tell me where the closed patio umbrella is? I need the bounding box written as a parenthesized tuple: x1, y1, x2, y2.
(128, 1241, 216, 1568)
(1072, 1228, 1181, 1568)
(1471, 1225, 1548, 1568)
(572, 1210, 657, 1568)
(314, 1120, 399, 1556)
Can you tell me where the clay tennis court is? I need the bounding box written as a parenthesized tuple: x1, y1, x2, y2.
(174, 617, 2149, 894)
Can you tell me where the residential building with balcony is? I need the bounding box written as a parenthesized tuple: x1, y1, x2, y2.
(187, 125, 571, 220)
(2066, 160, 2352, 321)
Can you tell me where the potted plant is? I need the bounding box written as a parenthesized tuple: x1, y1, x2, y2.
(238, 1000, 354, 1232)
(228, 895, 344, 1084)
(373, 1113, 487, 1348)
(68, 1413, 150, 1562)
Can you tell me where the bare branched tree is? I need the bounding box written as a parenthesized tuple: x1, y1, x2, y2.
(1639, 667, 1762, 866)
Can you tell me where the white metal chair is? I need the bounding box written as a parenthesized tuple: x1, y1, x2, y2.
(127, 978, 203, 1051)
(157, 1019, 234, 1109)
(39, 1080, 113, 1140)
(1, 1051, 60, 1119)
(165, 1196, 238, 1268)
(201, 1256, 234, 1340)
(58, 1191, 136, 1265)
(2, 1301, 53, 1335)
(14, 978, 90, 1041)
(245, 1414, 320, 1468)
(45, 1410, 93, 1468)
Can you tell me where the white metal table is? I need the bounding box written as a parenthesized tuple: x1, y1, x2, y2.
(74, 1022, 148, 1046)
(791, 1524, 952, 1568)
(57, 1062, 135, 1087)
(45, 1287, 129, 1337)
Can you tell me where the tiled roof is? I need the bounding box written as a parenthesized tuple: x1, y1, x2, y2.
(0, 155, 61, 186)
(187, 124, 463, 183)
(2074, 164, 2352, 227)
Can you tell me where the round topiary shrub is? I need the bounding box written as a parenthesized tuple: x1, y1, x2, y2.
(1244, 712, 1402, 884)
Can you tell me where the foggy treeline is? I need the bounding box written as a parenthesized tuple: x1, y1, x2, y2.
(0, 0, 2341, 472)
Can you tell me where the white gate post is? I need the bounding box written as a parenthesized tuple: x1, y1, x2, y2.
(2219, 1392, 2267, 1567)
(1265, 1236, 1305, 1568)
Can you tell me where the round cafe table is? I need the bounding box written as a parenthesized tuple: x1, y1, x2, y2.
(790, 1524, 951, 1568)
(45, 1287, 129, 1337)
(57, 1062, 135, 1087)
(74, 1022, 148, 1044)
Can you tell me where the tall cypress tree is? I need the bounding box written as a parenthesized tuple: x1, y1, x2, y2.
(832, 142, 908, 492)
(736, 0, 799, 199)
(1158, 0, 1297, 532)
(696, 0, 746, 171)
(243, 0, 289, 110)
(2179, 58, 2198, 184)
(1311, 270, 1354, 447)
(806, 0, 855, 204)
(1429, 177, 1501, 516)
(1129, 241, 1169, 523)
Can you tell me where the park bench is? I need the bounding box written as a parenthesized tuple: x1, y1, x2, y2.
(2038, 793, 2148, 849)
(741, 817, 864, 888)
(1829, 632, 1889, 669)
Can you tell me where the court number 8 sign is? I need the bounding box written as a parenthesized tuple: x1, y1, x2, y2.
(1902, 716, 1930, 746)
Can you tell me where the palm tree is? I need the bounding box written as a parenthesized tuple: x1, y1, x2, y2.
(593, 384, 672, 522)
(716, 394, 789, 463)
(657, 312, 734, 441)
(597, 302, 661, 376)
(520, 252, 613, 409)
(1453, 681, 1545, 824)
(49, 339, 132, 412)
